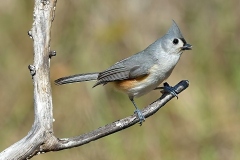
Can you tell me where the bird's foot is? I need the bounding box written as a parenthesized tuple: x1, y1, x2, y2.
(160, 82, 178, 99)
(134, 109, 145, 126)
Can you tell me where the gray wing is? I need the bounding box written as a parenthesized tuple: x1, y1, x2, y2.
(93, 54, 152, 87)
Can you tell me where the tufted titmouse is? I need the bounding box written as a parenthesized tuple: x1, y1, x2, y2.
(55, 20, 192, 125)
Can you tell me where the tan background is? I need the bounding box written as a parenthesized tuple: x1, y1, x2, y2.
(0, 0, 240, 159)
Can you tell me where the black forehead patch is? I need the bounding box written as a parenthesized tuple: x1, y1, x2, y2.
(180, 38, 187, 45)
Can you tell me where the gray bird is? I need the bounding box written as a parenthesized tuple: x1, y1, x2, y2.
(55, 20, 192, 125)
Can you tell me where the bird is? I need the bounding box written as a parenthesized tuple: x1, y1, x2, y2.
(55, 20, 192, 125)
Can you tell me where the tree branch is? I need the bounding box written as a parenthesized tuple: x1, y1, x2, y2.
(41, 80, 190, 152)
(0, 0, 57, 159)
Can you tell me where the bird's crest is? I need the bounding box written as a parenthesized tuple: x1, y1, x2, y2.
(166, 20, 184, 39)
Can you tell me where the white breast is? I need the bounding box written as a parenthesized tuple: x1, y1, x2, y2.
(127, 54, 180, 98)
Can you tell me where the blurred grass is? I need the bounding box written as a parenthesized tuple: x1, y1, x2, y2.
(0, 0, 240, 160)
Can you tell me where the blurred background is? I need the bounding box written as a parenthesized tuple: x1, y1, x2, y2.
(0, 0, 240, 159)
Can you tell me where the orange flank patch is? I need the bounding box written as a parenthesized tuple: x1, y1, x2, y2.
(114, 75, 149, 92)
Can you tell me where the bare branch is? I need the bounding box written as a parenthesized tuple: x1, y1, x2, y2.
(42, 80, 189, 152)
(0, 0, 57, 159)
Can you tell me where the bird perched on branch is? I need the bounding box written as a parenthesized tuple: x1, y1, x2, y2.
(55, 20, 192, 125)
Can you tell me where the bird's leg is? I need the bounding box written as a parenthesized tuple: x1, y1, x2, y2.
(155, 82, 178, 99)
(129, 97, 145, 125)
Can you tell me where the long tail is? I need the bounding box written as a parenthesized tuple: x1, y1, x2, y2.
(54, 72, 99, 85)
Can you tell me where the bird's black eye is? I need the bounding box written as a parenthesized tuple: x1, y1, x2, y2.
(173, 38, 179, 45)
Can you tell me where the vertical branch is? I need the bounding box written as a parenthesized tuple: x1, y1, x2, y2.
(0, 0, 57, 159)
(32, 0, 54, 130)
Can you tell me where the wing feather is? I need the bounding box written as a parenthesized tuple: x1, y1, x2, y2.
(93, 52, 153, 87)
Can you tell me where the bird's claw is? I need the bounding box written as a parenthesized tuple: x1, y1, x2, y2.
(134, 109, 145, 126)
(162, 82, 178, 99)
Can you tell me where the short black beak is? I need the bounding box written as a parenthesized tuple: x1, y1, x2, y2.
(182, 43, 192, 50)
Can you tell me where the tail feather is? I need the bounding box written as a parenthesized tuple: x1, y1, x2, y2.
(54, 72, 99, 85)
